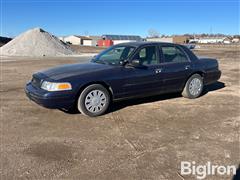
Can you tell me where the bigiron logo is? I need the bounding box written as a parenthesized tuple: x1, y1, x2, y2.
(180, 161, 237, 179)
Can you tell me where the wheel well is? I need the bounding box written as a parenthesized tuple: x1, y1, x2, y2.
(195, 71, 204, 77)
(182, 71, 205, 90)
(75, 81, 113, 101)
(188, 71, 204, 79)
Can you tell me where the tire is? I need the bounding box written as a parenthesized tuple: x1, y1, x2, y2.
(182, 74, 203, 99)
(77, 84, 110, 117)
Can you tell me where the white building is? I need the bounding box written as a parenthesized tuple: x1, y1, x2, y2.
(87, 36, 102, 46)
(232, 38, 240, 43)
(60, 35, 92, 46)
(189, 39, 199, 43)
(223, 38, 231, 44)
(146, 37, 173, 43)
(198, 37, 231, 44)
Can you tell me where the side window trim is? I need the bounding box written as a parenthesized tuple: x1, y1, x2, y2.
(157, 44, 164, 64)
(176, 45, 191, 62)
(159, 45, 190, 64)
(130, 45, 160, 65)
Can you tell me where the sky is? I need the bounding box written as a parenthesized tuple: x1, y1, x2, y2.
(1, 0, 239, 37)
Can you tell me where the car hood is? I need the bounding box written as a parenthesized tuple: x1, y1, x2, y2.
(40, 62, 113, 81)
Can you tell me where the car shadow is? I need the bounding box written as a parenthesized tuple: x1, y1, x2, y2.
(202, 81, 225, 95)
(107, 81, 225, 114)
(61, 81, 225, 115)
(108, 92, 181, 113)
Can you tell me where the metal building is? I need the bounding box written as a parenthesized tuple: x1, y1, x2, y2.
(102, 34, 142, 45)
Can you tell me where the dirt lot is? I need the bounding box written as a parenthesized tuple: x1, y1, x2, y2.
(0, 46, 239, 180)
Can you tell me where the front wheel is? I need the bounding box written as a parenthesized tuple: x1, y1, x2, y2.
(77, 84, 110, 117)
(182, 74, 203, 99)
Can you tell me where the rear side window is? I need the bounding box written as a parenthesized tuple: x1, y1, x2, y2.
(133, 46, 158, 65)
(161, 46, 189, 63)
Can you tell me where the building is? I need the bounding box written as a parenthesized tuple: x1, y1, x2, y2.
(87, 36, 102, 46)
(146, 36, 189, 44)
(189, 39, 199, 43)
(232, 38, 239, 43)
(146, 37, 173, 43)
(223, 38, 231, 44)
(101, 34, 142, 45)
(198, 37, 231, 44)
(173, 36, 189, 44)
(97, 40, 113, 47)
(60, 35, 92, 46)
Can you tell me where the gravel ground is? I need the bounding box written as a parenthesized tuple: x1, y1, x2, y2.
(0, 47, 239, 180)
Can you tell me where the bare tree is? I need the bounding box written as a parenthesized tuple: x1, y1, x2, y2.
(84, 30, 89, 36)
(148, 29, 160, 38)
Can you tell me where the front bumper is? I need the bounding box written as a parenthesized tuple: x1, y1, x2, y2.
(25, 82, 75, 109)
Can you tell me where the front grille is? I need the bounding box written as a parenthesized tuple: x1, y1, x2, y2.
(31, 76, 42, 88)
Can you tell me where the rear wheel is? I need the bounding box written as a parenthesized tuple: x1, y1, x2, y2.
(182, 74, 203, 99)
(77, 84, 110, 117)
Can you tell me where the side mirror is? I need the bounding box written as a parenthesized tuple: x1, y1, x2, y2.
(131, 59, 141, 67)
(119, 59, 129, 66)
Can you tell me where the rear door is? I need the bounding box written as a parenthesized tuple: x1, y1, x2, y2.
(158, 45, 194, 92)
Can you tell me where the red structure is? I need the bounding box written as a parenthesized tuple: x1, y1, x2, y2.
(97, 39, 113, 47)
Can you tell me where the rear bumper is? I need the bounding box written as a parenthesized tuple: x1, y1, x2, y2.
(25, 82, 75, 109)
(204, 70, 221, 85)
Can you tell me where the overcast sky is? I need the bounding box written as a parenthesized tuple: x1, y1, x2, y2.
(1, 0, 239, 37)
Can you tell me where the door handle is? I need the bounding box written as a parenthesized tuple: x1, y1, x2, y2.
(155, 68, 162, 74)
(185, 65, 191, 70)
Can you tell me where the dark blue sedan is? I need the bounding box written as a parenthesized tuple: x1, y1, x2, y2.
(25, 42, 221, 116)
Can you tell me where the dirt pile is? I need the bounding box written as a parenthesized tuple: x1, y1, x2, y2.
(0, 28, 74, 57)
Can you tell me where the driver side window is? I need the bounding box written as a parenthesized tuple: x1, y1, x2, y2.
(133, 46, 158, 65)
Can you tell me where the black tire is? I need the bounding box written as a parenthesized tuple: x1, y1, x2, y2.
(182, 74, 203, 99)
(77, 84, 110, 117)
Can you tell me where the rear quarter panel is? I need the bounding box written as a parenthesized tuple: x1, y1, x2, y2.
(194, 57, 221, 85)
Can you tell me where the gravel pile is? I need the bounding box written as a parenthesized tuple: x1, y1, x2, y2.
(0, 28, 74, 57)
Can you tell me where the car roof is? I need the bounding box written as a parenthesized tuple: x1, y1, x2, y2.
(115, 41, 179, 47)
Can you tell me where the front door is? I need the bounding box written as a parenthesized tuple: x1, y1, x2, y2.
(122, 45, 165, 97)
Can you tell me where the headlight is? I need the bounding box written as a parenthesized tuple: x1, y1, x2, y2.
(41, 81, 72, 91)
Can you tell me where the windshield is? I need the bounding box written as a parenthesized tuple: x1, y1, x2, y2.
(92, 45, 135, 65)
